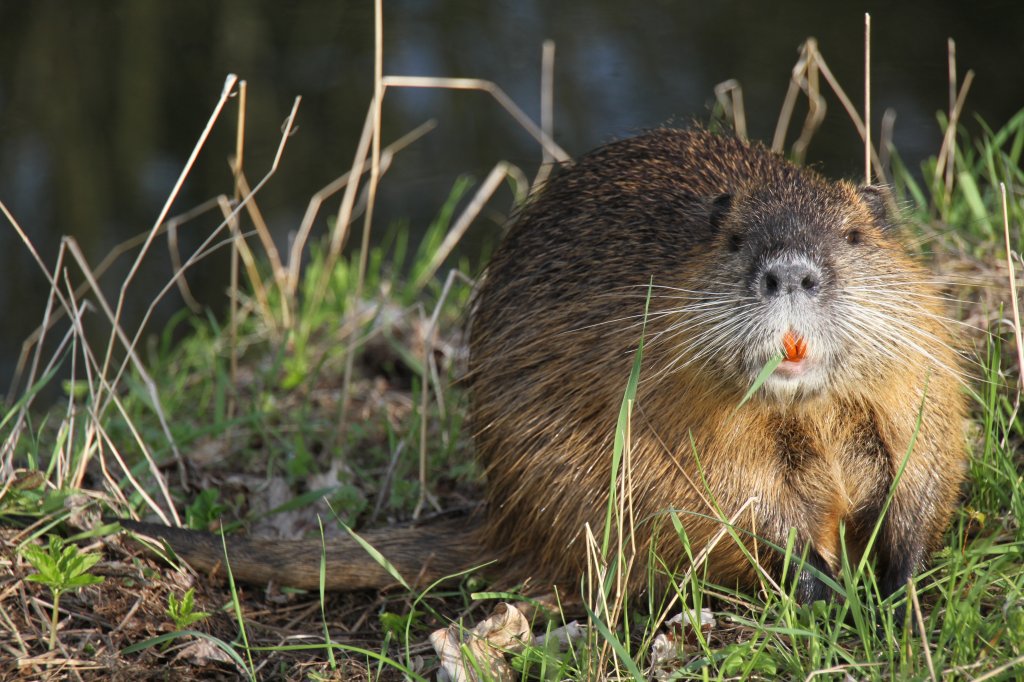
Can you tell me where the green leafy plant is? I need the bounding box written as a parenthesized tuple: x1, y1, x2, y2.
(185, 488, 227, 530)
(166, 588, 211, 630)
(379, 609, 423, 641)
(21, 535, 105, 649)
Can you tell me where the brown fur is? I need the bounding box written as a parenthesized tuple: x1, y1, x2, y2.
(117, 518, 485, 590)
(117, 129, 967, 602)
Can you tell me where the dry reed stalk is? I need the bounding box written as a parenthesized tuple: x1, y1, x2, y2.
(54, 96, 300, 502)
(46, 258, 178, 517)
(714, 79, 747, 141)
(803, 663, 885, 681)
(414, 269, 473, 518)
(864, 13, 872, 186)
(161, 198, 231, 313)
(773, 38, 888, 183)
(412, 162, 526, 291)
(579, 397, 641, 678)
(336, 0, 387, 456)
(9, 194, 225, 403)
(944, 40, 958, 207)
(107, 97, 301, 396)
(772, 39, 826, 160)
(319, 104, 373, 303)
(232, 172, 290, 330)
(533, 39, 557, 190)
(0, 209, 70, 469)
(0, 203, 188, 507)
(381, 76, 569, 163)
(331, 4, 565, 460)
(907, 578, 938, 682)
(583, 523, 619, 677)
(165, 222, 202, 313)
(95, 414, 170, 525)
(286, 119, 436, 296)
(651, 496, 767, 634)
(224, 175, 280, 335)
(98, 74, 239, 392)
(229, 80, 248, 419)
(57, 279, 94, 490)
(965, 654, 1024, 682)
(807, 43, 885, 180)
(1001, 184, 1024, 388)
(935, 61, 975, 219)
(807, 41, 888, 184)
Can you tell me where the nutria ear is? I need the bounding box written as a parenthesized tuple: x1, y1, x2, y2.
(708, 193, 733, 230)
(858, 184, 896, 230)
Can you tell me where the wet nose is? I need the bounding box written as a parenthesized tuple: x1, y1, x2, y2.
(759, 259, 822, 299)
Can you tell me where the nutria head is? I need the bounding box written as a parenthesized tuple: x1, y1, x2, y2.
(690, 178, 923, 403)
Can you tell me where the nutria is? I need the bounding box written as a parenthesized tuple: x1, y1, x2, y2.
(117, 128, 966, 605)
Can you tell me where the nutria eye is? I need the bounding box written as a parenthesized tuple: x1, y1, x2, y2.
(846, 230, 863, 245)
(728, 233, 744, 252)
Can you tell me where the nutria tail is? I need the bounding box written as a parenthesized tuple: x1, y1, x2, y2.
(118, 516, 488, 591)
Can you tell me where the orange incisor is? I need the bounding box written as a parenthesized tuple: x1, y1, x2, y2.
(783, 330, 808, 362)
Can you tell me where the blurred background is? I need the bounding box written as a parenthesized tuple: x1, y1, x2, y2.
(1, 0, 1022, 394)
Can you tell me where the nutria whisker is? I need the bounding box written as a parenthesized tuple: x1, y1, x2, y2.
(837, 305, 966, 382)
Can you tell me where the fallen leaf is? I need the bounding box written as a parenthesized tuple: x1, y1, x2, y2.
(431, 602, 531, 682)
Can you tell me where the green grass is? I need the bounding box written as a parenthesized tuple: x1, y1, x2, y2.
(1, 62, 1023, 681)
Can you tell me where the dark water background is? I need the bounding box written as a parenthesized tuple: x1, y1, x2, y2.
(1, 1, 1022, 395)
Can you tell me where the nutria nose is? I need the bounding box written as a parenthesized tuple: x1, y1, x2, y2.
(759, 259, 822, 298)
